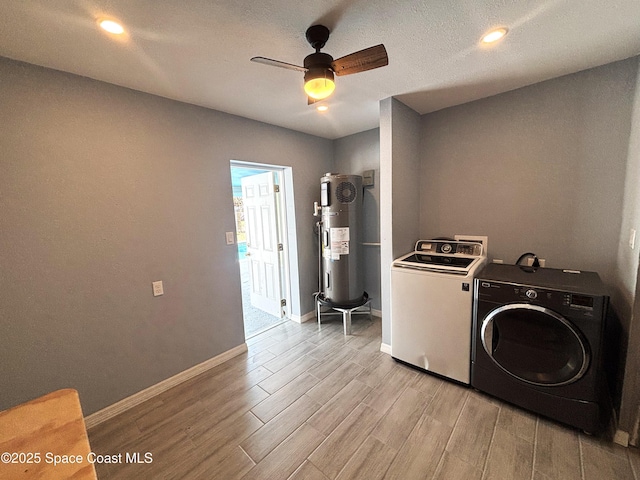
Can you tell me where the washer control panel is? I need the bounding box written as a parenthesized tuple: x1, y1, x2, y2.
(415, 240, 483, 256)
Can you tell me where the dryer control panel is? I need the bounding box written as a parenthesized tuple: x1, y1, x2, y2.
(476, 280, 604, 318)
(563, 293, 595, 310)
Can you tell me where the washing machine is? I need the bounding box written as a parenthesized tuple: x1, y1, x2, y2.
(471, 263, 609, 433)
(391, 238, 488, 384)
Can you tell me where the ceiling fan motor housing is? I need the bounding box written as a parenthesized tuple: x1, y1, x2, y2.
(304, 52, 334, 84)
(304, 52, 333, 70)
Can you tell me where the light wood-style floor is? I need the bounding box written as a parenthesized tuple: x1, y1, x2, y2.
(88, 316, 640, 480)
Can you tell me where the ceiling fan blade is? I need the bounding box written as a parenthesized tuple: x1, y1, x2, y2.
(250, 56, 307, 73)
(331, 44, 388, 76)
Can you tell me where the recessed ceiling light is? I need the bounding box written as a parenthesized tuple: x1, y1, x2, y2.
(98, 19, 125, 35)
(316, 105, 329, 112)
(481, 27, 508, 44)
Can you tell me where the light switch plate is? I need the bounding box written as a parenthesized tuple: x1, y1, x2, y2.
(226, 231, 235, 245)
(362, 169, 375, 187)
(152, 281, 164, 296)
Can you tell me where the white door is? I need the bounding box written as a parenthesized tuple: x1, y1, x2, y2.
(241, 171, 284, 318)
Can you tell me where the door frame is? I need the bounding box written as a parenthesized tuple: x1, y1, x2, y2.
(231, 160, 294, 321)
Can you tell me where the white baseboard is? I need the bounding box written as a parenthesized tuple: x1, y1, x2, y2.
(290, 311, 316, 324)
(614, 429, 630, 447)
(372, 308, 382, 318)
(380, 342, 392, 355)
(84, 343, 248, 429)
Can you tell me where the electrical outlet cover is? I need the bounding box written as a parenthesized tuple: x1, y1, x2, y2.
(152, 281, 164, 296)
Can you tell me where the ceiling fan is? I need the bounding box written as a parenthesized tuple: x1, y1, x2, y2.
(251, 25, 388, 104)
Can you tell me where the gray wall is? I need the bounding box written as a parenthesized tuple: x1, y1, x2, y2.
(0, 57, 332, 415)
(334, 128, 381, 310)
(617, 57, 640, 443)
(418, 57, 637, 283)
(380, 98, 421, 346)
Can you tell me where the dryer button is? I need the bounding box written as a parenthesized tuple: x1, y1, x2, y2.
(525, 289, 538, 300)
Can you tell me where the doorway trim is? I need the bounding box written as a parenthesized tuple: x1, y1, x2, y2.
(230, 160, 297, 332)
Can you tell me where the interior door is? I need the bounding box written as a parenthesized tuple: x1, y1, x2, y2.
(241, 171, 284, 318)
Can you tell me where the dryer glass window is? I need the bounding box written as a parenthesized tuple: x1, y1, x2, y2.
(483, 306, 589, 386)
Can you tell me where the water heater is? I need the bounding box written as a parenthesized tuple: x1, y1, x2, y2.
(315, 173, 365, 306)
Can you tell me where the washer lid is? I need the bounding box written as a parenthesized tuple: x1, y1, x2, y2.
(400, 253, 475, 268)
(393, 251, 484, 274)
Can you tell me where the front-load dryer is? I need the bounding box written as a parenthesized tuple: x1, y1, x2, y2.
(471, 263, 609, 433)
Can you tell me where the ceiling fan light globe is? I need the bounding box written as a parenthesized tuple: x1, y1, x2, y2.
(304, 67, 335, 100)
(304, 78, 335, 99)
(98, 19, 125, 35)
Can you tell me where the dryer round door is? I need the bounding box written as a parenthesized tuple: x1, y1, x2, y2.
(480, 304, 590, 387)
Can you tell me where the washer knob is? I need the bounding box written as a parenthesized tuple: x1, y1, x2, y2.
(525, 289, 538, 300)
(441, 243, 452, 253)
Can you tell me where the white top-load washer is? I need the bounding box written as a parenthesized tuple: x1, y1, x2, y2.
(391, 237, 488, 384)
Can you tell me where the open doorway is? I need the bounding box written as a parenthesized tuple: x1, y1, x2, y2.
(230, 161, 293, 338)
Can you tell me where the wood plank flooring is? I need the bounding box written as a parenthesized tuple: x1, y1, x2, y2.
(87, 316, 640, 479)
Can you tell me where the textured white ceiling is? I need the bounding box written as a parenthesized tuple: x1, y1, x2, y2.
(1, 1, 639, 139)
